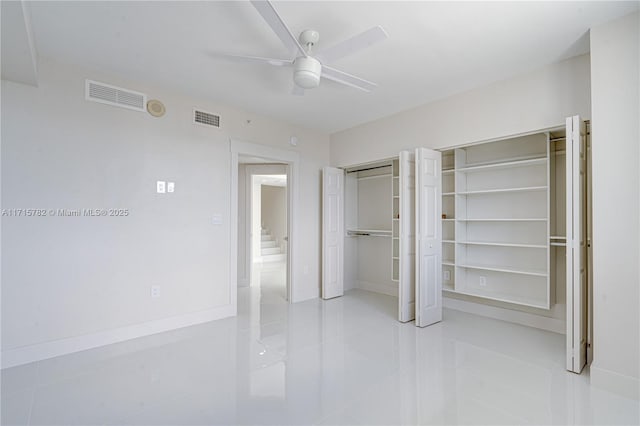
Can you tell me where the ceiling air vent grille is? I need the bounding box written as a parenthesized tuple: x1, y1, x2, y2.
(193, 109, 221, 128)
(85, 80, 147, 112)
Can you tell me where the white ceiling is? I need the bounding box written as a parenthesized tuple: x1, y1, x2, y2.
(25, 1, 638, 133)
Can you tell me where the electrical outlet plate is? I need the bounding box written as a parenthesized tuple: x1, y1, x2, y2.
(156, 181, 166, 193)
(443, 270, 451, 281)
(479, 276, 487, 287)
(167, 182, 175, 193)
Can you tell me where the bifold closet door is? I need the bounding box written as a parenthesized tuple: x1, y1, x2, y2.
(322, 167, 344, 299)
(566, 115, 587, 373)
(415, 148, 443, 327)
(398, 151, 416, 322)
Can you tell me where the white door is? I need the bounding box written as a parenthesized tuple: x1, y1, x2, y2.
(322, 167, 344, 299)
(398, 151, 416, 322)
(415, 148, 443, 327)
(566, 115, 587, 373)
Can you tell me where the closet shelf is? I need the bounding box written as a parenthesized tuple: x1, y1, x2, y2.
(442, 259, 455, 266)
(347, 229, 392, 237)
(457, 218, 547, 222)
(456, 186, 547, 195)
(457, 263, 547, 277)
(457, 241, 547, 249)
(444, 288, 548, 309)
(442, 218, 455, 222)
(455, 157, 547, 173)
(442, 192, 455, 196)
(443, 283, 455, 292)
(442, 240, 455, 244)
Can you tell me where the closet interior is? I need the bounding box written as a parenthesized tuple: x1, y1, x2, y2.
(440, 128, 573, 313)
(343, 159, 399, 301)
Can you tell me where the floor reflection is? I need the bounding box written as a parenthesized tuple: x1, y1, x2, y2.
(2, 263, 638, 425)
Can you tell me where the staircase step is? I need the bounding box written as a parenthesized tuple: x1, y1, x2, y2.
(261, 240, 277, 248)
(261, 247, 281, 255)
(262, 253, 286, 262)
(261, 235, 272, 241)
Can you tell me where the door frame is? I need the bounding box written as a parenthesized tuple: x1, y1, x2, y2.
(230, 139, 299, 306)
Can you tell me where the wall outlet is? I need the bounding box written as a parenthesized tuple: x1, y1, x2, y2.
(167, 182, 175, 193)
(151, 285, 160, 298)
(212, 214, 222, 225)
(443, 270, 451, 281)
(156, 181, 166, 194)
(479, 276, 487, 287)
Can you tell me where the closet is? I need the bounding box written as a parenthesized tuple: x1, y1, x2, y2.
(322, 149, 442, 326)
(322, 115, 587, 374)
(439, 115, 588, 373)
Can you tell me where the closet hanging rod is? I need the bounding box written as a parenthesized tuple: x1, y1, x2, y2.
(346, 164, 392, 174)
(346, 229, 392, 237)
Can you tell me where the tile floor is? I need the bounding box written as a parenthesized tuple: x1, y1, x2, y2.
(2, 262, 639, 425)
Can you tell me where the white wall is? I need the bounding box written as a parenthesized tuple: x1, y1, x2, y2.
(589, 12, 639, 400)
(1, 58, 329, 367)
(261, 185, 287, 252)
(331, 54, 591, 166)
(330, 54, 591, 330)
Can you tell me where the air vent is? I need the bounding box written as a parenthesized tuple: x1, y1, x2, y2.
(193, 109, 221, 128)
(85, 80, 147, 112)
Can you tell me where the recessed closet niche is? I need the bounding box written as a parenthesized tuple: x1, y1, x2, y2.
(323, 152, 418, 322)
(344, 160, 396, 299)
(438, 122, 586, 343)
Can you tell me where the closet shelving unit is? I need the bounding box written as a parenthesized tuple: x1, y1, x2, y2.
(392, 159, 400, 283)
(440, 133, 554, 309)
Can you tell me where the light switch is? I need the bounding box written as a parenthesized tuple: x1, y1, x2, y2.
(212, 214, 222, 225)
(167, 182, 175, 193)
(157, 181, 166, 193)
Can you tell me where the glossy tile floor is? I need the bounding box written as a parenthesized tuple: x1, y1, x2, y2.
(2, 262, 639, 425)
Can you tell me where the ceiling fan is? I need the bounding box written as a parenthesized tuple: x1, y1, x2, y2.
(211, 0, 388, 95)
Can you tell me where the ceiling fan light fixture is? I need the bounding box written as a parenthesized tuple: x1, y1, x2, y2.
(293, 56, 321, 89)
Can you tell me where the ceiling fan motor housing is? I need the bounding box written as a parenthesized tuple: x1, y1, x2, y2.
(293, 56, 321, 89)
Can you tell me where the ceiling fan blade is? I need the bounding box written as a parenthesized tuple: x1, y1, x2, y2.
(209, 52, 293, 67)
(250, 0, 307, 58)
(315, 26, 388, 64)
(321, 65, 377, 92)
(291, 85, 305, 96)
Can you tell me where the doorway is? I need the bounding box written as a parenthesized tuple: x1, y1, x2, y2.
(229, 139, 299, 311)
(249, 171, 288, 298)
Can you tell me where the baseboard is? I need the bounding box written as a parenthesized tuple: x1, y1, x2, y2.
(1, 304, 236, 369)
(356, 281, 397, 297)
(443, 297, 565, 334)
(590, 364, 640, 400)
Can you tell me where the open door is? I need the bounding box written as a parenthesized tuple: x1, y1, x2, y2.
(566, 115, 587, 373)
(322, 167, 344, 299)
(415, 148, 443, 327)
(398, 151, 416, 322)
